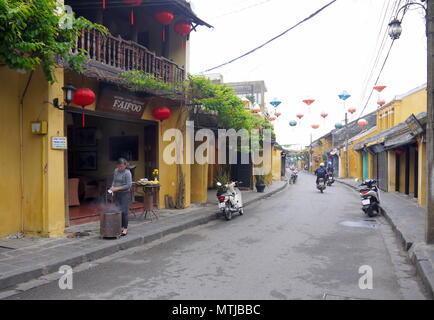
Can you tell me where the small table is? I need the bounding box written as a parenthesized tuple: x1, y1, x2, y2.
(133, 183, 160, 220)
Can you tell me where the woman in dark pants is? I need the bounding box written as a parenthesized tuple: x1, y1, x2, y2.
(110, 158, 132, 236)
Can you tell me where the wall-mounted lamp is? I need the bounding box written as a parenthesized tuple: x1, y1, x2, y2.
(52, 83, 76, 110)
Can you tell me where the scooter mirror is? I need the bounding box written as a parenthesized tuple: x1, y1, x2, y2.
(354, 178, 359, 183)
(216, 182, 222, 187)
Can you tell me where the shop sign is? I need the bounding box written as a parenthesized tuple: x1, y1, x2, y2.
(96, 87, 147, 118)
(51, 137, 67, 150)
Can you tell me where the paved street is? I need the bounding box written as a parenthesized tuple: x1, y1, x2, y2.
(5, 172, 428, 300)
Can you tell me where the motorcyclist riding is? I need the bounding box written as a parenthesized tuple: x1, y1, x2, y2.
(315, 163, 327, 185)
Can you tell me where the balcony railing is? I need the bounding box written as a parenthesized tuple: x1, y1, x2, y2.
(72, 29, 185, 85)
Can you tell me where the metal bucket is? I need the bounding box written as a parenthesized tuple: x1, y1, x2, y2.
(100, 211, 122, 239)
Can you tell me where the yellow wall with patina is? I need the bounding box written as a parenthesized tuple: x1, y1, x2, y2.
(0, 66, 66, 238)
(310, 137, 332, 173)
(272, 148, 282, 181)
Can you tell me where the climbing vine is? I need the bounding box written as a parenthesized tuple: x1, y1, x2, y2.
(0, 0, 106, 82)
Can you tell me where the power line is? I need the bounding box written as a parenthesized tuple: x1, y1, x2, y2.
(210, 0, 275, 21)
(200, 0, 339, 73)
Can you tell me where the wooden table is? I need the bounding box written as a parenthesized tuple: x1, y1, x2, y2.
(133, 183, 160, 220)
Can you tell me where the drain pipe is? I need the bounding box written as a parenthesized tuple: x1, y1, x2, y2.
(19, 71, 33, 234)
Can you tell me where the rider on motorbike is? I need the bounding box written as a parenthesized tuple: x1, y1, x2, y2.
(314, 163, 327, 184)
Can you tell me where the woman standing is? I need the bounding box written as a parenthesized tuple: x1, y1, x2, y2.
(110, 158, 132, 236)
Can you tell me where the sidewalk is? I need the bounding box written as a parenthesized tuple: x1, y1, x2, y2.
(337, 178, 434, 298)
(0, 180, 288, 292)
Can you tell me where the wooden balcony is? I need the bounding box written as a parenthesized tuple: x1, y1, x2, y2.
(72, 29, 185, 85)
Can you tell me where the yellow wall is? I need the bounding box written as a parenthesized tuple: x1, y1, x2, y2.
(0, 66, 66, 238)
(310, 137, 332, 173)
(272, 148, 282, 181)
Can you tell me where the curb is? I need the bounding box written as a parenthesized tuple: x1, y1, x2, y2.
(0, 181, 288, 292)
(336, 179, 434, 298)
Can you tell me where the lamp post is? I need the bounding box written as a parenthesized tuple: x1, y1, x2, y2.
(387, 0, 434, 244)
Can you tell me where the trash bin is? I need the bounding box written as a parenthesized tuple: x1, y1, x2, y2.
(100, 211, 121, 239)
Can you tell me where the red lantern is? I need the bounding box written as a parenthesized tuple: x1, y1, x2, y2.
(395, 149, 405, 155)
(311, 124, 319, 129)
(320, 112, 328, 119)
(269, 116, 277, 121)
(303, 99, 315, 106)
(155, 11, 174, 41)
(377, 99, 386, 107)
(296, 113, 304, 120)
(174, 21, 192, 49)
(374, 85, 386, 93)
(358, 119, 368, 127)
(275, 112, 282, 118)
(122, 0, 143, 25)
(348, 107, 356, 114)
(72, 88, 96, 128)
(152, 107, 171, 121)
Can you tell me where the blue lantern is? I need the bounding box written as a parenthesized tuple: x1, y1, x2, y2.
(338, 90, 351, 101)
(270, 98, 282, 108)
(289, 120, 297, 127)
(335, 122, 343, 129)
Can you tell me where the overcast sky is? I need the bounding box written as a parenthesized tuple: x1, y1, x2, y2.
(188, 0, 427, 148)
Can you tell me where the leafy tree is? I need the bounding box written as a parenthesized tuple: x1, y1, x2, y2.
(0, 0, 106, 82)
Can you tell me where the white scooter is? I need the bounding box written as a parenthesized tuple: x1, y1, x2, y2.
(216, 181, 244, 221)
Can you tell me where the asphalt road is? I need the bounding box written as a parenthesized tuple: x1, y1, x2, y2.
(6, 172, 429, 300)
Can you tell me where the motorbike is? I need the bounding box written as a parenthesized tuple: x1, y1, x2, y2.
(358, 179, 381, 217)
(316, 177, 326, 193)
(326, 173, 335, 186)
(289, 169, 298, 184)
(216, 181, 244, 221)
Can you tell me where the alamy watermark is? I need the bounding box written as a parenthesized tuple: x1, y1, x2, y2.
(162, 121, 273, 175)
(358, 265, 373, 290)
(58, 265, 73, 290)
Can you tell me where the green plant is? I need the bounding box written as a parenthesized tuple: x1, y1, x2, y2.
(255, 175, 265, 185)
(214, 167, 231, 187)
(119, 70, 175, 92)
(0, 0, 106, 82)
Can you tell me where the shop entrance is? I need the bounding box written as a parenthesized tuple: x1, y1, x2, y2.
(65, 111, 158, 225)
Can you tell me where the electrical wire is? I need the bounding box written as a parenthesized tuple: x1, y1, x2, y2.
(210, 0, 275, 21)
(199, 0, 339, 73)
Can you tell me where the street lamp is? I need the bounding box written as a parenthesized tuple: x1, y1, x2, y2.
(388, 19, 402, 40)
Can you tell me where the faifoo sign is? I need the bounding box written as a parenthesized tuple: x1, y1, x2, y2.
(96, 87, 146, 118)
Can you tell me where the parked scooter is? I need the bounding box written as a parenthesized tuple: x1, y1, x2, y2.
(358, 179, 381, 217)
(326, 173, 335, 186)
(316, 178, 326, 193)
(216, 181, 244, 220)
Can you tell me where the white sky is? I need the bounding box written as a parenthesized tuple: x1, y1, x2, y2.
(188, 0, 427, 148)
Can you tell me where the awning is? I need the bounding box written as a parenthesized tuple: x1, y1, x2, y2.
(384, 132, 416, 149)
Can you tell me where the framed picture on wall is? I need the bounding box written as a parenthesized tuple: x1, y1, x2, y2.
(75, 127, 97, 147)
(77, 151, 97, 171)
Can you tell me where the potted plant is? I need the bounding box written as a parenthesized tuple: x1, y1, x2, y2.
(255, 175, 266, 193)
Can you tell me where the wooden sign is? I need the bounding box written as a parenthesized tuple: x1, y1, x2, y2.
(96, 87, 147, 118)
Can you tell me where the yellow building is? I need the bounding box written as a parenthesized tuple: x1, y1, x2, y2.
(0, 1, 211, 237)
(352, 84, 427, 206)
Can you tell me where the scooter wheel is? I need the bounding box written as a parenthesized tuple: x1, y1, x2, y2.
(225, 205, 232, 221)
(239, 208, 244, 215)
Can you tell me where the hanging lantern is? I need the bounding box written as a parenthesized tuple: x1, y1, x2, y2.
(320, 112, 328, 119)
(335, 122, 343, 129)
(174, 21, 192, 49)
(154, 11, 175, 42)
(72, 88, 96, 128)
(102, 0, 106, 9)
(296, 113, 304, 120)
(152, 106, 171, 121)
(253, 104, 261, 113)
(395, 148, 405, 155)
(289, 120, 297, 127)
(348, 107, 357, 114)
(270, 98, 282, 108)
(303, 99, 315, 106)
(377, 99, 386, 107)
(338, 90, 351, 101)
(374, 85, 386, 93)
(122, 0, 143, 25)
(309, 149, 314, 154)
(311, 124, 319, 129)
(275, 112, 282, 118)
(358, 119, 368, 127)
(269, 116, 277, 121)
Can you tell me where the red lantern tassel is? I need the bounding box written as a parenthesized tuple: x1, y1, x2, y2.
(130, 9, 134, 25)
(162, 26, 166, 42)
(82, 109, 85, 128)
(102, 0, 106, 9)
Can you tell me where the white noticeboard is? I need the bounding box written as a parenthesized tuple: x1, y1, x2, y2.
(51, 137, 67, 150)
